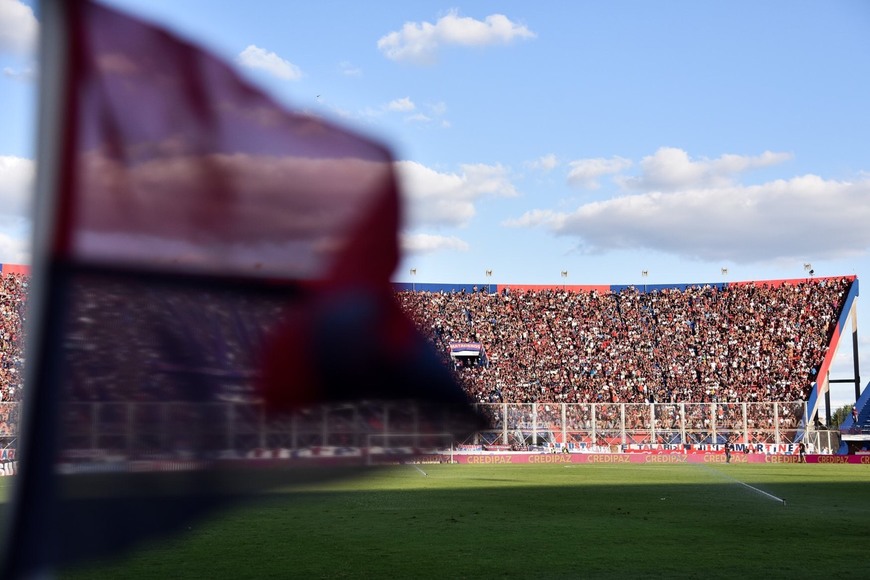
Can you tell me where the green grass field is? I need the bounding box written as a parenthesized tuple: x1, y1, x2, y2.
(36, 462, 870, 578)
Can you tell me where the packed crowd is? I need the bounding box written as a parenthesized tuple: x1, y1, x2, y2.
(0, 273, 26, 404)
(0, 273, 855, 443)
(0, 273, 26, 438)
(396, 277, 853, 407)
(60, 272, 289, 404)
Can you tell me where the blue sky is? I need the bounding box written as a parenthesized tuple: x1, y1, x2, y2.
(1, 0, 869, 409)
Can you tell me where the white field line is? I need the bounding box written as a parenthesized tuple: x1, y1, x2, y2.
(698, 464, 787, 507)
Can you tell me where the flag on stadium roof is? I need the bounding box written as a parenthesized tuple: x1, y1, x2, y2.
(2, 1, 483, 576)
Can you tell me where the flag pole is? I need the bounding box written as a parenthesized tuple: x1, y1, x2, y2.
(2, 0, 70, 577)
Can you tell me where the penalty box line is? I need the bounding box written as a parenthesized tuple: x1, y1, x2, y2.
(697, 464, 787, 507)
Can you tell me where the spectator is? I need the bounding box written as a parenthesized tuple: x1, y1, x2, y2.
(396, 277, 853, 432)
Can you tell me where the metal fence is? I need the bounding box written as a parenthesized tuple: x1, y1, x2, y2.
(0, 400, 827, 456)
(474, 401, 810, 449)
(0, 402, 19, 445)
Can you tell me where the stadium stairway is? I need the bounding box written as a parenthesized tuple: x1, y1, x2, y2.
(837, 381, 870, 454)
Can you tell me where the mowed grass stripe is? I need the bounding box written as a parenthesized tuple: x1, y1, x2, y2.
(33, 463, 870, 579)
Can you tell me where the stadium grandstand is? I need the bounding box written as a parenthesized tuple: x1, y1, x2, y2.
(0, 263, 27, 405)
(395, 277, 857, 405)
(0, 264, 26, 454)
(0, 263, 864, 460)
(396, 275, 861, 452)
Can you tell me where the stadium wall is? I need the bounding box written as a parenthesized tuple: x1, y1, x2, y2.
(393, 275, 854, 296)
(0, 264, 30, 275)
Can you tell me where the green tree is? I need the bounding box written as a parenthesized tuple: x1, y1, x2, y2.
(830, 404, 854, 429)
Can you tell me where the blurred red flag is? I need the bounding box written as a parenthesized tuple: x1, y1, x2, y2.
(4, 1, 482, 576)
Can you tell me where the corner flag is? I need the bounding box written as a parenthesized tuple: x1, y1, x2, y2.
(2, 1, 483, 576)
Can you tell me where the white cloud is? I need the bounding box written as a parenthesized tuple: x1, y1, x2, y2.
(339, 61, 362, 77)
(348, 100, 448, 126)
(2, 64, 34, 81)
(0, 0, 38, 56)
(405, 113, 431, 123)
(356, 106, 383, 120)
(506, 208, 561, 229)
(0, 155, 33, 219)
(0, 228, 29, 264)
(507, 171, 870, 264)
(0, 156, 33, 264)
(619, 147, 792, 191)
(567, 156, 632, 188)
(401, 233, 469, 254)
(378, 10, 536, 65)
(401, 102, 449, 126)
(525, 154, 559, 172)
(395, 160, 518, 228)
(236, 45, 302, 80)
(387, 97, 415, 112)
(428, 101, 447, 116)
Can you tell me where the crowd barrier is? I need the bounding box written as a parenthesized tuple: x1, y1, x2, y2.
(451, 452, 870, 464)
(0, 400, 836, 455)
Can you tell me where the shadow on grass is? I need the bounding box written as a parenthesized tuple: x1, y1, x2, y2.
(43, 467, 870, 580)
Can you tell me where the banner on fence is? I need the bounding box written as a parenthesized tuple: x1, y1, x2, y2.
(451, 453, 870, 464)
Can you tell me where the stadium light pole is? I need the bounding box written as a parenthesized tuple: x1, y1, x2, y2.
(561, 270, 568, 290)
(485, 269, 492, 292)
(641, 270, 648, 293)
(410, 268, 416, 292)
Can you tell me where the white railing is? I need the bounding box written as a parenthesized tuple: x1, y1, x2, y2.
(473, 401, 808, 450)
(0, 400, 818, 457)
